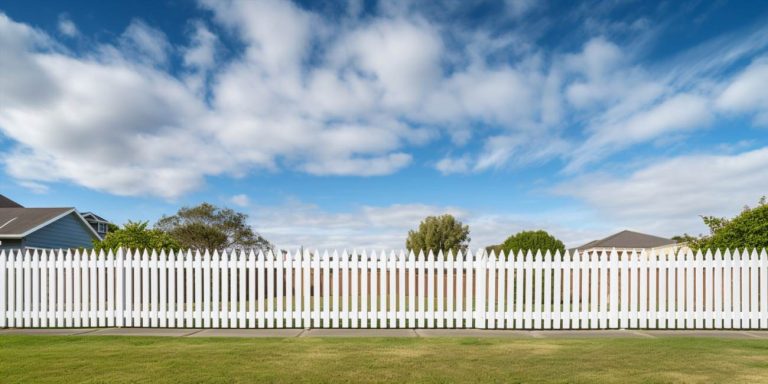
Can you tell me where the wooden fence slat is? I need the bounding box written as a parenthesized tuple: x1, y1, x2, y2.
(360, 250, 369, 328)
(398, 250, 406, 328)
(258, 250, 266, 328)
(455, 251, 464, 328)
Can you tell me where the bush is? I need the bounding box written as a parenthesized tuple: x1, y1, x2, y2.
(496, 230, 565, 256)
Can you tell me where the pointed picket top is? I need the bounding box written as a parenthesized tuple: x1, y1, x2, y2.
(398, 249, 406, 262)
(498, 249, 506, 263)
(761, 248, 767, 260)
(534, 249, 543, 263)
(524, 249, 533, 264)
(693, 248, 703, 261)
(488, 248, 496, 261)
(150, 248, 159, 263)
(426, 249, 434, 264)
(96, 248, 105, 261)
(544, 249, 553, 264)
(321, 249, 330, 262)
(445, 248, 454, 262)
(361, 249, 368, 263)
(417, 249, 425, 262)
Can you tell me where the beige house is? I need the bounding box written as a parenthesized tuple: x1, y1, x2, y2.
(572, 230, 685, 256)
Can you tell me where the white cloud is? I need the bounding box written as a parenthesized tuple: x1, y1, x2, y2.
(229, 194, 250, 207)
(436, 155, 471, 174)
(1, 4, 768, 200)
(505, 0, 537, 18)
(556, 147, 768, 236)
(568, 93, 713, 171)
(119, 19, 171, 66)
(57, 14, 78, 38)
(717, 59, 768, 126)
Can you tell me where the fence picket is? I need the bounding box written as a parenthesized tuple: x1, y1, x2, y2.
(561, 251, 571, 329)
(648, 251, 657, 329)
(302, 250, 311, 329)
(455, 251, 464, 328)
(398, 250, 406, 328)
(321, 250, 330, 328)
(750, 249, 759, 329)
(258, 250, 266, 328)
(360, 250, 369, 328)
(249, 251, 257, 328)
(760, 249, 768, 329)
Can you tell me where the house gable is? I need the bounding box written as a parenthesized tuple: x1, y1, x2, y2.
(23, 212, 99, 249)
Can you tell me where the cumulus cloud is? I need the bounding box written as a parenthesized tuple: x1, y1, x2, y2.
(229, 194, 250, 207)
(1, 3, 768, 200)
(717, 59, 768, 126)
(57, 14, 78, 38)
(119, 19, 172, 66)
(555, 147, 768, 236)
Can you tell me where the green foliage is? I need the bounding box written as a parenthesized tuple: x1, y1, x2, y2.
(155, 202, 271, 252)
(686, 197, 768, 252)
(406, 214, 470, 254)
(497, 230, 565, 255)
(93, 221, 180, 252)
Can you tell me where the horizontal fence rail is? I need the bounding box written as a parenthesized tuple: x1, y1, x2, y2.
(1, 248, 767, 329)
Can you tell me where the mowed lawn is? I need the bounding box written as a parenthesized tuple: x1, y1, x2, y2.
(2, 335, 768, 383)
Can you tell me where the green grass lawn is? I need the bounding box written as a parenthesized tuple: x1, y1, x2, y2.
(1, 335, 768, 383)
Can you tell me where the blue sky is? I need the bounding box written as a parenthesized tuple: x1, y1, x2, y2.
(1, 0, 767, 249)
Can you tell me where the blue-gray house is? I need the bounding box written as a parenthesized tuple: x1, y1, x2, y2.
(0, 195, 101, 251)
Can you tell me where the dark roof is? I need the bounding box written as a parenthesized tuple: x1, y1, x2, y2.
(80, 211, 109, 222)
(0, 208, 74, 237)
(574, 230, 676, 251)
(0, 195, 23, 208)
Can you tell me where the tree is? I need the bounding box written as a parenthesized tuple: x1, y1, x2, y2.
(496, 230, 565, 255)
(155, 203, 271, 252)
(406, 214, 470, 254)
(686, 197, 768, 252)
(93, 221, 180, 252)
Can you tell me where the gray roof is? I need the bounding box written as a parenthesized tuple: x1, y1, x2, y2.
(80, 211, 109, 223)
(0, 207, 75, 237)
(0, 195, 23, 208)
(574, 230, 676, 251)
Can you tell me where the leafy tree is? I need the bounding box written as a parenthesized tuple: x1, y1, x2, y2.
(686, 197, 768, 252)
(93, 221, 180, 252)
(406, 214, 470, 254)
(155, 203, 271, 252)
(497, 230, 565, 255)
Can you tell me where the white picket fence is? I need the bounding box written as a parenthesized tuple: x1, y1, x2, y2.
(1, 248, 767, 329)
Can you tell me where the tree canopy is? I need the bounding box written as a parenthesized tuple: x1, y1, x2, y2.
(155, 203, 271, 252)
(93, 221, 180, 252)
(685, 197, 768, 252)
(493, 230, 566, 256)
(406, 214, 470, 255)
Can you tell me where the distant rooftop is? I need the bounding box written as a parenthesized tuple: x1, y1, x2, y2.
(0, 207, 75, 237)
(0, 194, 23, 208)
(574, 230, 677, 251)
